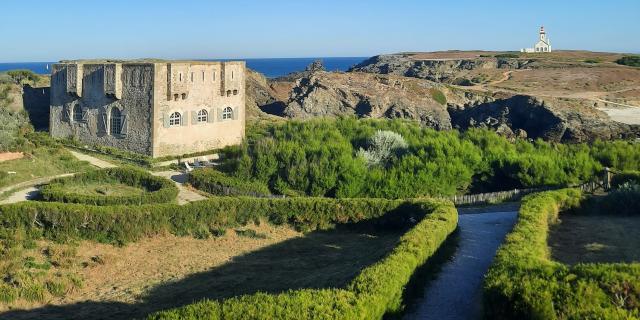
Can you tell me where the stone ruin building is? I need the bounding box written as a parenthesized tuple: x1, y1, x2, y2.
(49, 60, 245, 157)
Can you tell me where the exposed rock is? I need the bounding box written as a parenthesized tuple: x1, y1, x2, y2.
(349, 54, 533, 83)
(245, 69, 288, 118)
(449, 95, 640, 142)
(283, 71, 452, 130)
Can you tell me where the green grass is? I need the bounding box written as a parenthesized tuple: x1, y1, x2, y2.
(549, 214, 640, 264)
(429, 88, 447, 105)
(59, 180, 146, 197)
(0, 147, 92, 190)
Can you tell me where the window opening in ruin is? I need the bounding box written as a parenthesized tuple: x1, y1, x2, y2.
(73, 105, 83, 121)
(110, 108, 122, 135)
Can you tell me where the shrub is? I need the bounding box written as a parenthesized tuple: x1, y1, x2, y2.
(40, 167, 178, 205)
(616, 56, 640, 67)
(611, 171, 640, 188)
(147, 199, 457, 320)
(189, 169, 271, 197)
(483, 189, 640, 319)
(6, 70, 39, 85)
(356, 130, 408, 167)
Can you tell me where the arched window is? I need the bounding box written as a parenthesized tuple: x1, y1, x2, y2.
(73, 105, 83, 121)
(169, 112, 181, 126)
(110, 108, 122, 135)
(222, 107, 233, 120)
(197, 109, 208, 123)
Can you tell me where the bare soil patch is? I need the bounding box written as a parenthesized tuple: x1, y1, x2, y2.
(0, 152, 24, 162)
(549, 214, 640, 265)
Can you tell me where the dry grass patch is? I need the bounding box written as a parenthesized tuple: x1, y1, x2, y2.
(1, 221, 404, 320)
(549, 214, 640, 265)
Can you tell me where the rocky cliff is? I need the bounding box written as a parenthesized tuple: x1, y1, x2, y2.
(283, 71, 453, 130)
(349, 54, 533, 83)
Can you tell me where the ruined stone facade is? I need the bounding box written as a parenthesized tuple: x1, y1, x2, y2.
(49, 60, 245, 157)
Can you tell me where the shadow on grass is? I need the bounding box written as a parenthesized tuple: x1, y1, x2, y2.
(1, 208, 422, 320)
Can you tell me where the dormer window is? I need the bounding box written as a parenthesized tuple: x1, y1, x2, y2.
(181, 93, 187, 100)
(233, 89, 238, 95)
(174, 94, 179, 101)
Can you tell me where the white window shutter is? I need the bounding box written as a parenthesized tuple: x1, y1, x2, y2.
(217, 108, 223, 121)
(232, 107, 238, 120)
(208, 109, 215, 123)
(191, 111, 197, 124)
(181, 111, 188, 126)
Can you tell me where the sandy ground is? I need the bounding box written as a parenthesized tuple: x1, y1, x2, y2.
(598, 107, 640, 125)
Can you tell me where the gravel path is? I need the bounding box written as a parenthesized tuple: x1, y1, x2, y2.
(403, 205, 518, 320)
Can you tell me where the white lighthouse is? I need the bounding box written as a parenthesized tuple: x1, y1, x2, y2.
(521, 26, 552, 53)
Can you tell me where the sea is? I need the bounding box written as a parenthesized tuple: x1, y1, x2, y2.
(0, 57, 367, 79)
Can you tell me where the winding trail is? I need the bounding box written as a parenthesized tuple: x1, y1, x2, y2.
(403, 203, 519, 320)
(0, 150, 205, 205)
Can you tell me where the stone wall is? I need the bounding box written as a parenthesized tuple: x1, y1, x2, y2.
(50, 63, 153, 155)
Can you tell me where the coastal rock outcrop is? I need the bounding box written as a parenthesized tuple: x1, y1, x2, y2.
(449, 95, 640, 142)
(282, 71, 452, 130)
(349, 54, 533, 82)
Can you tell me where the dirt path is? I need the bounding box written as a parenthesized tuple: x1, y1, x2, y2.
(67, 150, 117, 169)
(403, 203, 519, 320)
(0, 173, 75, 205)
(150, 171, 207, 204)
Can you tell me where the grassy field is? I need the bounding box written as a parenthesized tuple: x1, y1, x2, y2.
(0, 221, 404, 319)
(549, 213, 640, 264)
(59, 180, 147, 197)
(0, 147, 92, 190)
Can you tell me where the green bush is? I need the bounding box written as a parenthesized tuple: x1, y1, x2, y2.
(616, 56, 640, 67)
(147, 199, 457, 320)
(220, 119, 634, 198)
(611, 170, 640, 188)
(40, 167, 178, 206)
(484, 189, 640, 319)
(189, 168, 271, 197)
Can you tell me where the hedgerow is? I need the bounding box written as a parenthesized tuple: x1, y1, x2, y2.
(189, 169, 271, 197)
(40, 167, 178, 206)
(0, 196, 445, 244)
(147, 198, 457, 319)
(484, 189, 640, 319)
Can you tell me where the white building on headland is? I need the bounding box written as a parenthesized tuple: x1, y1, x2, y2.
(521, 26, 552, 53)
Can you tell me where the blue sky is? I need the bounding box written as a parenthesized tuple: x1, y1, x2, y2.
(1, 0, 639, 62)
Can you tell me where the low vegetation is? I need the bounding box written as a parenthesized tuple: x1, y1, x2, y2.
(0, 146, 92, 190)
(147, 199, 457, 319)
(616, 55, 640, 67)
(189, 169, 271, 197)
(214, 118, 639, 198)
(484, 188, 640, 319)
(429, 88, 447, 105)
(40, 167, 179, 205)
